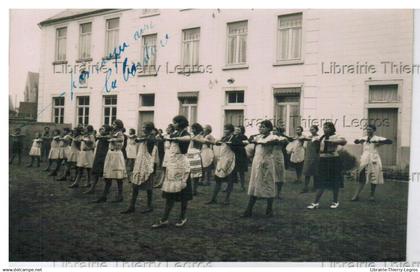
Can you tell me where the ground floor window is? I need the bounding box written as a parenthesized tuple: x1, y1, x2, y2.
(76, 96, 90, 126)
(52, 96, 65, 124)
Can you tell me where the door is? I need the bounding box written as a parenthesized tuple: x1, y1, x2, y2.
(275, 102, 300, 136)
(368, 108, 397, 166)
(138, 111, 154, 134)
(224, 110, 244, 126)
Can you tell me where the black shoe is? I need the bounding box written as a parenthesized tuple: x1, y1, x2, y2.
(300, 189, 309, 194)
(92, 197, 107, 203)
(43, 168, 50, 172)
(240, 211, 252, 218)
(222, 200, 230, 206)
(26, 164, 33, 168)
(111, 197, 123, 203)
(266, 210, 274, 217)
(48, 172, 57, 177)
(120, 207, 135, 214)
(141, 208, 154, 214)
(83, 188, 95, 194)
(205, 200, 217, 205)
(56, 176, 67, 181)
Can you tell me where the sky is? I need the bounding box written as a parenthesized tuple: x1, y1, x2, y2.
(9, 9, 63, 109)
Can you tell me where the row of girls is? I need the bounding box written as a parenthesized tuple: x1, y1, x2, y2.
(25, 115, 392, 227)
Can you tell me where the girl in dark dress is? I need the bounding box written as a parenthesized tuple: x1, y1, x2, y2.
(301, 125, 321, 193)
(83, 125, 111, 194)
(233, 126, 249, 191)
(307, 122, 347, 209)
(152, 115, 192, 228)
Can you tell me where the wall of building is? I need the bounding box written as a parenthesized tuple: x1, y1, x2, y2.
(37, 9, 413, 169)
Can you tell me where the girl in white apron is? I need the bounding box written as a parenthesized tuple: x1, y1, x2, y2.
(351, 124, 392, 201)
(45, 129, 61, 173)
(126, 128, 139, 177)
(200, 125, 215, 186)
(206, 124, 237, 205)
(122, 122, 159, 214)
(70, 125, 95, 188)
(152, 115, 191, 228)
(286, 126, 305, 183)
(27, 132, 42, 167)
(94, 119, 127, 203)
(51, 127, 71, 177)
(242, 120, 279, 218)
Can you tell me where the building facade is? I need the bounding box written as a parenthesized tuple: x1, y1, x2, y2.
(37, 9, 414, 169)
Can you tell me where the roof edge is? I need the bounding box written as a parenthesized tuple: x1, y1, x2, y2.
(38, 9, 122, 27)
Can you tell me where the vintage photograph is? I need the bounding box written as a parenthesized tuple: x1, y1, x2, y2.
(9, 8, 413, 262)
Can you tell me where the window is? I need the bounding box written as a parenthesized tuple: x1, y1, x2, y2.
(226, 91, 244, 104)
(140, 9, 160, 17)
(52, 97, 65, 124)
(103, 95, 117, 126)
(182, 28, 200, 67)
(79, 23, 92, 60)
(369, 85, 398, 103)
(140, 94, 155, 107)
(142, 34, 157, 69)
(227, 21, 247, 65)
(179, 97, 198, 125)
(76, 96, 90, 126)
(55, 27, 67, 61)
(277, 13, 302, 62)
(105, 18, 120, 56)
(274, 88, 301, 135)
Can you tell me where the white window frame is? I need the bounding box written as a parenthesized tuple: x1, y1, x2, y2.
(76, 96, 90, 126)
(103, 95, 118, 126)
(141, 34, 157, 73)
(140, 9, 160, 18)
(179, 97, 198, 125)
(276, 13, 303, 64)
(225, 90, 245, 105)
(79, 22, 92, 60)
(52, 96, 65, 124)
(226, 21, 248, 66)
(105, 17, 120, 57)
(55, 27, 67, 61)
(182, 27, 200, 67)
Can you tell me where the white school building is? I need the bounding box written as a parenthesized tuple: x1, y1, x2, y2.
(37, 9, 414, 169)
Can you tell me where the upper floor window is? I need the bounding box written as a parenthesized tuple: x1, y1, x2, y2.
(52, 97, 65, 124)
(226, 91, 245, 104)
(55, 27, 67, 61)
(79, 22, 92, 60)
(182, 28, 200, 67)
(227, 21, 247, 65)
(105, 18, 120, 56)
(140, 9, 160, 17)
(142, 34, 157, 67)
(277, 13, 302, 62)
(76, 96, 90, 126)
(369, 84, 398, 103)
(140, 94, 155, 107)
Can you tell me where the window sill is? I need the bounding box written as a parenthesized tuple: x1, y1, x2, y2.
(177, 69, 204, 75)
(137, 72, 158, 77)
(52, 60, 68, 65)
(139, 12, 160, 18)
(273, 60, 304, 66)
(222, 64, 249, 71)
(76, 58, 93, 63)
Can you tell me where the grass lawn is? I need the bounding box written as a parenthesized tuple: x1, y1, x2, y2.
(9, 157, 408, 262)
